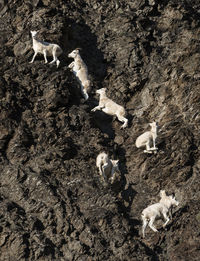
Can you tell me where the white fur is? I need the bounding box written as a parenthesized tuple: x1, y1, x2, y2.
(92, 88, 128, 129)
(96, 152, 119, 184)
(136, 122, 158, 153)
(68, 49, 91, 100)
(141, 190, 179, 238)
(29, 31, 62, 67)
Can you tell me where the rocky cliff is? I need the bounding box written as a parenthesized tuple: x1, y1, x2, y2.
(0, 0, 200, 260)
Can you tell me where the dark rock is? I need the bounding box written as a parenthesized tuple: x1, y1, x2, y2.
(0, 0, 199, 260)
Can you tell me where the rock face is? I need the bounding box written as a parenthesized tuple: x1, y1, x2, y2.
(0, 0, 200, 260)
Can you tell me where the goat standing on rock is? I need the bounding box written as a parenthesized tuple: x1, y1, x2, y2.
(141, 190, 179, 238)
(136, 122, 158, 153)
(96, 152, 119, 184)
(68, 49, 91, 100)
(92, 88, 128, 129)
(29, 31, 63, 67)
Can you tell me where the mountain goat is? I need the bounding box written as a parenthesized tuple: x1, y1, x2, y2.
(92, 88, 128, 129)
(29, 31, 63, 67)
(136, 122, 158, 153)
(96, 152, 119, 184)
(141, 190, 179, 238)
(68, 49, 91, 100)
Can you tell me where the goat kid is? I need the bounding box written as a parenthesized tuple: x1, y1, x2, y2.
(30, 31, 62, 67)
(136, 122, 158, 153)
(92, 88, 128, 129)
(96, 152, 119, 184)
(68, 49, 91, 100)
(141, 190, 179, 238)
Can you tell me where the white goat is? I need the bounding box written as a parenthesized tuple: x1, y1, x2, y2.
(29, 31, 63, 67)
(68, 49, 91, 100)
(91, 88, 128, 129)
(141, 190, 179, 238)
(135, 122, 158, 153)
(96, 152, 119, 184)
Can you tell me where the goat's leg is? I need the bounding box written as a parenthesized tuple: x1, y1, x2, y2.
(56, 59, 60, 68)
(91, 104, 104, 112)
(110, 168, 116, 184)
(169, 208, 172, 219)
(148, 216, 158, 232)
(117, 115, 128, 129)
(98, 166, 103, 177)
(98, 165, 107, 183)
(49, 50, 57, 64)
(29, 51, 37, 63)
(81, 86, 89, 100)
(142, 216, 148, 238)
(152, 137, 157, 150)
(102, 163, 109, 182)
(162, 212, 170, 228)
(43, 50, 48, 63)
(149, 137, 158, 151)
(144, 141, 153, 154)
(68, 62, 74, 69)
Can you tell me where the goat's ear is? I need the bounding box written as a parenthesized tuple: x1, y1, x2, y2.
(76, 48, 82, 51)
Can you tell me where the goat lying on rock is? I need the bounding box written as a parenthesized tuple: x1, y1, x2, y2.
(141, 190, 179, 238)
(92, 88, 128, 129)
(68, 49, 91, 100)
(96, 152, 119, 184)
(136, 122, 158, 153)
(29, 31, 63, 67)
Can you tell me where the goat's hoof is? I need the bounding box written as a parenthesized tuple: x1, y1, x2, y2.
(152, 147, 158, 151)
(144, 150, 153, 154)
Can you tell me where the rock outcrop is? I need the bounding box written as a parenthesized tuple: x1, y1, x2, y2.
(0, 0, 199, 260)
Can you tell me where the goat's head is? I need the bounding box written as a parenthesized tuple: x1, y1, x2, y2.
(160, 190, 166, 198)
(96, 88, 106, 95)
(169, 195, 179, 207)
(149, 121, 157, 130)
(30, 31, 38, 37)
(68, 49, 80, 58)
(112, 160, 119, 171)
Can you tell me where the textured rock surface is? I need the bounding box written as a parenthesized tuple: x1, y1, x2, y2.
(0, 0, 200, 260)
